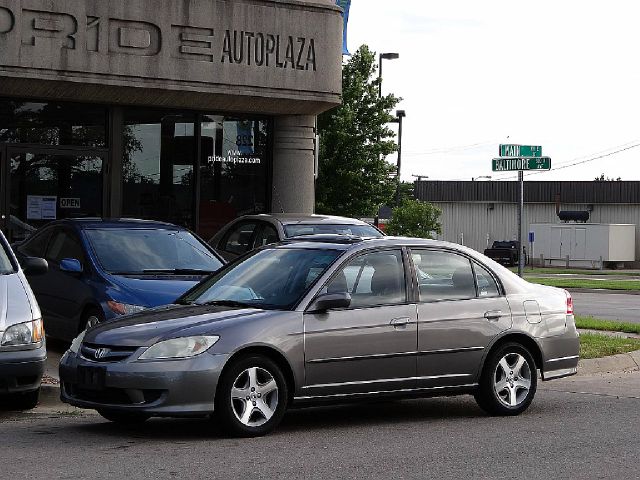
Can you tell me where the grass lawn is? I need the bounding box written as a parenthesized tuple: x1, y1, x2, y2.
(575, 315, 640, 334)
(579, 332, 640, 359)
(513, 267, 640, 276)
(527, 277, 640, 291)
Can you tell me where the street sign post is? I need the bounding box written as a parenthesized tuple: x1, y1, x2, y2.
(492, 157, 551, 172)
(492, 145, 551, 277)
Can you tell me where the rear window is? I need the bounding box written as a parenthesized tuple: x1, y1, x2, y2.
(284, 223, 382, 238)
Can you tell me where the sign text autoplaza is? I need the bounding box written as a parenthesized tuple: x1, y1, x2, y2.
(0, 5, 318, 71)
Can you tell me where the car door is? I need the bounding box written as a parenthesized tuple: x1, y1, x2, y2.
(37, 228, 92, 339)
(411, 249, 512, 388)
(302, 248, 418, 398)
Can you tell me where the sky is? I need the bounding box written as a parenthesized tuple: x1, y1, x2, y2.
(346, 0, 640, 182)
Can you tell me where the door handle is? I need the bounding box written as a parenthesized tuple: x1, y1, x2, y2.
(484, 310, 503, 321)
(390, 317, 410, 328)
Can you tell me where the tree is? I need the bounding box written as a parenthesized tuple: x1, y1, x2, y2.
(385, 199, 442, 239)
(594, 173, 622, 182)
(316, 45, 401, 217)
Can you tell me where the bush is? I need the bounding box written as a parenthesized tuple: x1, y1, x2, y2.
(385, 200, 442, 238)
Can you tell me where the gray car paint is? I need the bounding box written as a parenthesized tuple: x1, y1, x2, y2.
(60, 237, 579, 415)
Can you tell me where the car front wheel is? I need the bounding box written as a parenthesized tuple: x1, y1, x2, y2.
(475, 342, 537, 416)
(215, 355, 288, 437)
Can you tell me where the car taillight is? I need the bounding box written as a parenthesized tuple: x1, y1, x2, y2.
(565, 290, 573, 315)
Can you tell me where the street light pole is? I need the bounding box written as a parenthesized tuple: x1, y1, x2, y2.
(395, 109, 406, 206)
(378, 52, 399, 98)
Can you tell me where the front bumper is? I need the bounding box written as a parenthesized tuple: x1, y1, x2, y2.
(0, 344, 46, 395)
(59, 350, 229, 416)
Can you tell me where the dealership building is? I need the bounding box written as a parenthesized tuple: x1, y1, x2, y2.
(0, 0, 342, 241)
(415, 180, 640, 267)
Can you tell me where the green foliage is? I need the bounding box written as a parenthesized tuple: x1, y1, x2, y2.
(579, 332, 640, 359)
(575, 316, 640, 335)
(316, 45, 400, 217)
(385, 199, 442, 238)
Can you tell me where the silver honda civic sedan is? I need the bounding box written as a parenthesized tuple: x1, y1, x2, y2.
(60, 236, 579, 436)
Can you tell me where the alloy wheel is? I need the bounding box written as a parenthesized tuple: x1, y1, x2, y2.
(230, 367, 279, 427)
(493, 352, 532, 407)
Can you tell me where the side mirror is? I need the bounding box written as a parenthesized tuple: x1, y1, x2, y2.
(60, 258, 83, 274)
(307, 292, 351, 313)
(22, 257, 48, 276)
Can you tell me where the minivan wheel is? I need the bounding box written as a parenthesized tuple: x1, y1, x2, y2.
(215, 355, 288, 437)
(474, 342, 537, 416)
(81, 308, 104, 333)
(97, 409, 150, 424)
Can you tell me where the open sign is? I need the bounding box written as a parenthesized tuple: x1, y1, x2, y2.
(60, 198, 81, 209)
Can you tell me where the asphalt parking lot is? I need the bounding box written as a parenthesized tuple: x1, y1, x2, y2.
(572, 291, 640, 323)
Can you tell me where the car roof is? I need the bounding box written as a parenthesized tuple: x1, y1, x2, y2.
(51, 218, 185, 230)
(275, 236, 466, 252)
(235, 213, 376, 226)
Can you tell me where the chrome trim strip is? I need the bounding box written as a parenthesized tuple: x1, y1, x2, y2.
(294, 383, 479, 401)
(301, 373, 471, 390)
(542, 367, 577, 381)
(307, 351, 417, 364)
(418, 346, 485, 356)
(546, 355, 579, 363)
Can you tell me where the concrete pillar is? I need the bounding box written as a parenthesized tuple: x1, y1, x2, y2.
(271, 115, 316, 214)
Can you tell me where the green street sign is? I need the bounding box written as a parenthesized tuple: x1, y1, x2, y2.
(499, 144, 542, 158)
(492, 157, 551, 172)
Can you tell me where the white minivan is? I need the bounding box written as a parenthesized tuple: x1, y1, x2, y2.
(0, 230, 48, 409)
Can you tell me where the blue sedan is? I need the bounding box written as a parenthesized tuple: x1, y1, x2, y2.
(15, 219, 224, 341)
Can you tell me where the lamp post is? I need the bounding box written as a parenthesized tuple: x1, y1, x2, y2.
(378, 52, 399, 98)
(394, 109, 406, 206)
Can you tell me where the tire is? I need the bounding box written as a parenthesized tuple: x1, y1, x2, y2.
(11, 388, 40, 410)
(97, 409, 150, 424)
(81, 308, 104, 333)
(474, 342, 537, 416)
(215, 355, 288, 437)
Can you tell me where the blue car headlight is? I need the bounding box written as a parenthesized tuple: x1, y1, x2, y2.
(138, 336, 220, 360)
(107, 301, 146, 316)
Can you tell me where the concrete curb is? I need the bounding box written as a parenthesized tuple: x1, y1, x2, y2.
(34, 350, 640, 411)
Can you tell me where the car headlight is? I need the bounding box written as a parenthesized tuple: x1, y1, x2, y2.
(107, 301, 146, 316)
(69, 329, 86, 354)
(1, 319, 44, 347)
(138, 336, 220, 360)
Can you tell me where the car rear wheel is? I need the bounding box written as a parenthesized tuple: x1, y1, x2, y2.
(81, 308, 104, 333)
(215, 355, 288, 437)
(97, 409, 150, 424)
(474, 342, 537, 416)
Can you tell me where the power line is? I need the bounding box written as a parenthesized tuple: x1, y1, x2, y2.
(404, 139, 498, 156)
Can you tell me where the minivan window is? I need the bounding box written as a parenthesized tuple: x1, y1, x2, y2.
(0, 242, 15, 274)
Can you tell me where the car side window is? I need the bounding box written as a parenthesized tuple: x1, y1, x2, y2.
(18, 230, 51, 257)
(412, 250, 476, 302)
(221, 222, 258, 255)
(46, 230, 85, 265)
(254, 223, 279, 248)
(474, 262, 501, 297)
(326, 250, 406, 308)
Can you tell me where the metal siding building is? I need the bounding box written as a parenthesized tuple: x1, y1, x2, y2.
(415, 181, 640, 263)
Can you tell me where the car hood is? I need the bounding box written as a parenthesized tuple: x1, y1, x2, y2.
(106, 274, 204, 307)
(85, 304, 270, 347)
(0, 272, 35, 331)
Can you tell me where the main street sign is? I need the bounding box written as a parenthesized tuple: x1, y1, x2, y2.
(492, 157, 551, 172)
(499, 144, 542, 158)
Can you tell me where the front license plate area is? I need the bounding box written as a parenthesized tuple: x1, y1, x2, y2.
(77, 366, 106, 391)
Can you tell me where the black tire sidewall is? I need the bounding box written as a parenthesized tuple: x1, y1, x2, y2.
(81, 308, 105, 333)
(476, 342, 538, 416)
(215, 355, 288, 437)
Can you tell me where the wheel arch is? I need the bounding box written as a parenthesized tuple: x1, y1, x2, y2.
(217, 345, 297, 404)
(479, 332, 544, 377)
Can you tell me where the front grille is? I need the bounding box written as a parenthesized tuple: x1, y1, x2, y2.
(64, 383, 165, 406)
(80, 343, 139, 363)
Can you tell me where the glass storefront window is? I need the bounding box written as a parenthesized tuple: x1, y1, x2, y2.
(199, 116, 269, 240)
(9, 150, 104, 241)
(121, 110, 196, 230)
(0, 99, 107, 148)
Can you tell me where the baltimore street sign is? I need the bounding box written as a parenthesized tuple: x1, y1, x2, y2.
(492, 157, 551, 172)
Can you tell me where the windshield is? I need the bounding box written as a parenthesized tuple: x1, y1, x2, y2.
(284, 223, 383, 238)
(181, 248, 343, 310)
(0, 241, 16, 275)
(85, 228, 223, 275)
